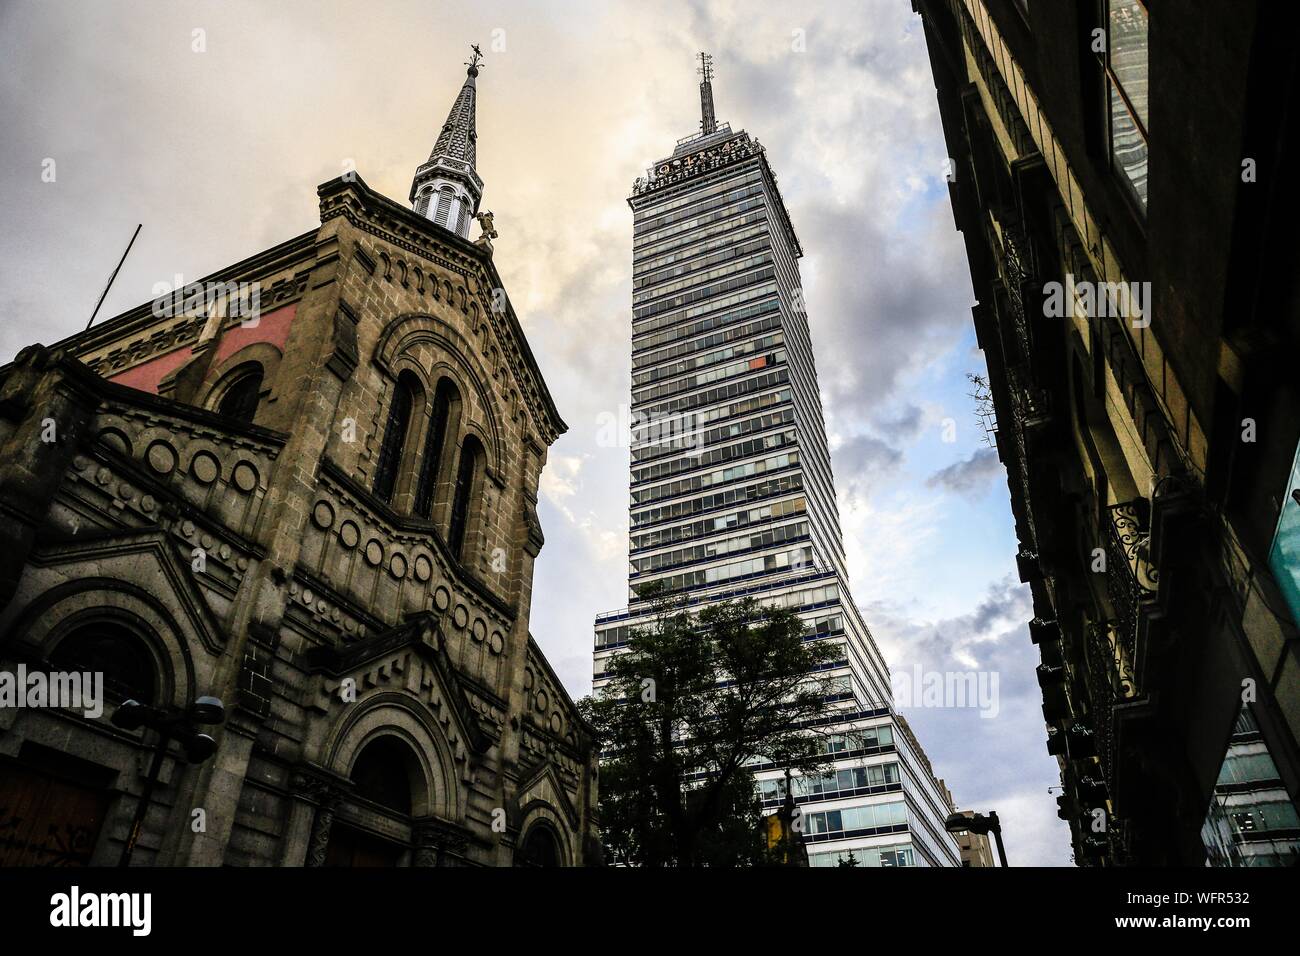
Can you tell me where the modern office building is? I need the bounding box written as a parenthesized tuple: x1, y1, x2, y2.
(592, 56, 960, 868)
(914, 0, 1300, 864)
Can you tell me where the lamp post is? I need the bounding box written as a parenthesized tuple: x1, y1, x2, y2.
(945, 810, 1009, 867)
(112, 695, 226, 867)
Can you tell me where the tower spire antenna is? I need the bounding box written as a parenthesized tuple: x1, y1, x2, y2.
(697, 51, 718, 136)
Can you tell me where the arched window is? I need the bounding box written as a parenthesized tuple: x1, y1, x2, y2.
(455, 202, 470, 237)
(373, 372, 421, 505)
(415, 188, 432, 218)
(350, 736, 414, 815)
(414, 378, 459, 519)
(517, 825, 561, 867)
(215, 366, 263, 423)
(434, 187, 454, 228)
(448, 435, 483, 559)
(49, 622, 156, 705)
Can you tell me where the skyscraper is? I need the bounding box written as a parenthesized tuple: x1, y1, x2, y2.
(593, 56, 959, 867)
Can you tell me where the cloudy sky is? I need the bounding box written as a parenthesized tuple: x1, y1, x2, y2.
(0, 0, 1072, 864)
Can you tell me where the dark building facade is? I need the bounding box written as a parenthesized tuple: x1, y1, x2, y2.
(914, 0, 1300, 864)
(0, 53, 599, 867)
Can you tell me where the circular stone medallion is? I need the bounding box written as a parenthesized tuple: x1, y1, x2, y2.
(232, 461, 258, 493)
(312, 501, 335, 530)
(146, 441, 177, 475)
(389, 553, 408, 579)
(190, 452, 220, 485)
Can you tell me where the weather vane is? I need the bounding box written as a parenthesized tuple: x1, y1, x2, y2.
(466, 43, 484, 72)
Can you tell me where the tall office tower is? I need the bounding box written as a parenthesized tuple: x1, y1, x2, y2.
(593, 55, 960, 867)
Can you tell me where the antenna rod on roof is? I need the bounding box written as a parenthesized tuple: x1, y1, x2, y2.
(86, 223, 142, 332)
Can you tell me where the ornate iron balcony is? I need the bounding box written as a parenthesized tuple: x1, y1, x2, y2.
(1104, 500, 1159, 665)
(1085, 619, 1137, 787)
(996, 216, 1033, 367)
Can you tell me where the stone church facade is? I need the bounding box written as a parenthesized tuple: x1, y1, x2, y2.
(0, 51, 600, 866)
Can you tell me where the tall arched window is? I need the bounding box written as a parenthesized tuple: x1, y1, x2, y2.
(434, 187, 454, 228)
(373, 372, 421, 505)
(455, 203, 470, 237)
(516, 825, 561, 867)
(415, 188, 432, 218)
(216, 365, 263, 423)
(414, 378, 459, 519)
(49, 622, 156, 705)
(350, 736, 415, 815)
(448, 436, 483, 559)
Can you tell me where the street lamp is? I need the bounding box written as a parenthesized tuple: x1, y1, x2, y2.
(112, 695, 226, 866)
(945, 810, 1009, 867)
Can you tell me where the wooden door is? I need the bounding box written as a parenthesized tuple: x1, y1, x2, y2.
(0, 763, 110, 866)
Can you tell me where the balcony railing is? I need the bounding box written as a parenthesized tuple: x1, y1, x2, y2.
(994, 215, 1034, 367)
(1086, 617, 1138, 788)
(1104, 500, 1159, 666)
(1005, 363, 1049, 547)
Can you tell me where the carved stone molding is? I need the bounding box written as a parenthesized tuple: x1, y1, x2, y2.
(413, 816, 472, 866)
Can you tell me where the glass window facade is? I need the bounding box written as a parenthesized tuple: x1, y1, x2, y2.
(1104, 0, 1149, 208)
(1201, 705, 1300, 866)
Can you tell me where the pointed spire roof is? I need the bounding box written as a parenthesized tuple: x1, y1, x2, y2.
(409, 44, 486, 230)
(430, 44, 482, 167)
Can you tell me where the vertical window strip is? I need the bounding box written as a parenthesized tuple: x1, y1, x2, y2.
(414, 383, 453, 518)
(374, 377, 416, 504)
(434, 188, 453, 227)
(448, 440, 480, 557)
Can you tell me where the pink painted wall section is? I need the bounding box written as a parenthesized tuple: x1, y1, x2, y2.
(107, 345, 194, 395)
(213, 302, 297, 365)
(105, 303, 299, 395)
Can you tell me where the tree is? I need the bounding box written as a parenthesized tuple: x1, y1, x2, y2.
(579, 582, 846, 866)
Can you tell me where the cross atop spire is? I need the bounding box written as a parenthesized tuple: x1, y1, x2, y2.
(465, 43, 484, 77)
(697, 51, 718, 136)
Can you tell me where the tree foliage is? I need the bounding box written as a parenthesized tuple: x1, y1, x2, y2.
(579, 582, 845, 866)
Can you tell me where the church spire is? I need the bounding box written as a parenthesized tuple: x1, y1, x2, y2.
(698, 51, 718, 136)
(410, 44, 485, 238)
